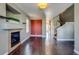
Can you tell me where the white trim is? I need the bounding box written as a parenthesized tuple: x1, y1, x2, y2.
(3, 43, 21, 55)
(9, 42, 21, 54)
(31, 35, 42, 37)
(74, 49, 79, 55)
(57, 39, 74, 41)
(21, 35, 30, 44)
(31, 35, 46, 38)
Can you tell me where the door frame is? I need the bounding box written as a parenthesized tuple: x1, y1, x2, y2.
(31, 20, 42, 37)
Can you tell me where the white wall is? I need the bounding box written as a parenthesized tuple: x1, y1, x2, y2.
(57, 22, 74, 41)
(20, 14, 31, 42)
(0, 3, 6, 24)
(42, 19, 46, 37)
(0, 3, 6, 16)
(51, 19, 55, 40)
(0, 3, 9, 55)
(74, 4, 79, 54)
(0, 30, 8, 55)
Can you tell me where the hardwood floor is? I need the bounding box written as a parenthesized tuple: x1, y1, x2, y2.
(9, 37, 76, 55)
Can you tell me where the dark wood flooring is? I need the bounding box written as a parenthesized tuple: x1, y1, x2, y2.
(9, 37, 76, 55)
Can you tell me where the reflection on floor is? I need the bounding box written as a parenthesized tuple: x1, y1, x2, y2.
(9, 37, 75, 55)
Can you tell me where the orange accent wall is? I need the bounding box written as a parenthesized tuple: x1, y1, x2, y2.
(31, 20, 42, 35)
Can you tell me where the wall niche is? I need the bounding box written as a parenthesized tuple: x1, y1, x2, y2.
(6, 4, 21, 23)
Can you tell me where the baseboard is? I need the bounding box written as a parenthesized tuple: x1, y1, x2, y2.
(31, 35, 46, 38)
(21, 35, 30, 44)
(57, 39, 74, 41)
(31, 35, 42, 37)
(74, 49, 79, 55)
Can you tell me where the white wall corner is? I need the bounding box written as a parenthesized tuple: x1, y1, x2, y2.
(74, 49, 79, 55)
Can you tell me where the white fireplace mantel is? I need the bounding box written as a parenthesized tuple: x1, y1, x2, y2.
(0, 22, 24, 30)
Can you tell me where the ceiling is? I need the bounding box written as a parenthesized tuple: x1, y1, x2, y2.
(14, 3, 73, 20)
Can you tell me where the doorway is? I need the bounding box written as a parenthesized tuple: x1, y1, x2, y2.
(31, 20, 42, 36)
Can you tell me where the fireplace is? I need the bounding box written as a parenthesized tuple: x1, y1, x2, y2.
(11, 31, 20, 47)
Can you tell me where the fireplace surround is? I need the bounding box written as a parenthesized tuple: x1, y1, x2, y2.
(8, 30, 21, 53)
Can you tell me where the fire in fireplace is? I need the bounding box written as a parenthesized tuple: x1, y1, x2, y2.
(11, 31, 20, 47)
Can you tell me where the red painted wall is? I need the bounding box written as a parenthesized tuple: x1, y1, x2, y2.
(31, 20, 42, 35)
